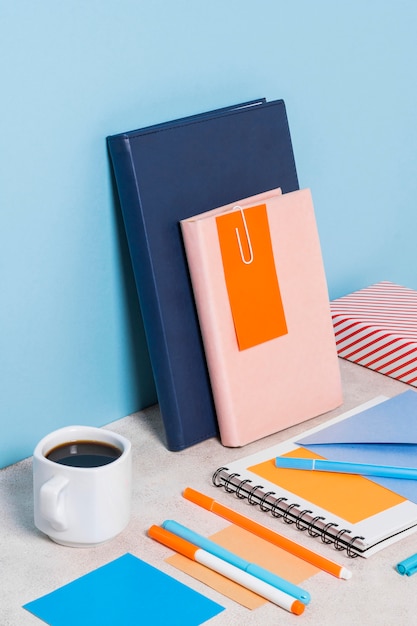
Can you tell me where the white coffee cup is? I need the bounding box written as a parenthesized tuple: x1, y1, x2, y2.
(33, 425, 132, 547)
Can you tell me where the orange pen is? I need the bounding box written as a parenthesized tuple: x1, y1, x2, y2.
(148, 525, 305, 615)
(183, 487, 351, 580)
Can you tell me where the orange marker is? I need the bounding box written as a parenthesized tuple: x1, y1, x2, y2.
(183, 487, 351, 580)
(148, 525, 305, 615)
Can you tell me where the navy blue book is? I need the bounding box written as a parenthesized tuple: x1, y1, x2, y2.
(107, 99, 299, 450)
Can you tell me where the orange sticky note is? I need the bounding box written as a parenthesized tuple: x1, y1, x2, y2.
(216, 204, 287, 350)
(249, 448, 406, 524)
(166, 524, 318, 609)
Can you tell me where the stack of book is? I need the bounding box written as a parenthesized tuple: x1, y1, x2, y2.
(107, 98, 342, 450)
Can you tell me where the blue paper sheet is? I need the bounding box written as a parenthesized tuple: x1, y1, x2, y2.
(23, 553, 225, 626)
(298, 390, 417, 502)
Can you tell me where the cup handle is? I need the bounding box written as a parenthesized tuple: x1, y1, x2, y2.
(39, 475, 69, 531)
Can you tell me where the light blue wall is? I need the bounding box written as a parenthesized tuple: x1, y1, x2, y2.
(1, 1, 417, 467)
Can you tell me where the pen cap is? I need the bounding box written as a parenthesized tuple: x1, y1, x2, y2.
(148, 525, 199, 561)
(396, 553, 417, 576)
(183, 487, 214, 511)
(275, 457, 313, 470)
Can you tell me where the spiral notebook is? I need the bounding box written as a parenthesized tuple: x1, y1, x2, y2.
(213, 393, 417, 558)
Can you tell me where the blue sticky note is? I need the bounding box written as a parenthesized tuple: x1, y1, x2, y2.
(23, 553, 224, 626)
(298, 391, 417, 503)
(298, 391, 417, 446)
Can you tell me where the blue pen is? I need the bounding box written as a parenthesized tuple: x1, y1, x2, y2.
(275, 457, 417, 480)
(162, 519, 311, 604)
(397, 552, 417, 576)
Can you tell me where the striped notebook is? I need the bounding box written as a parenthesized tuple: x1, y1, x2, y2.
(330, 281, 417, 386)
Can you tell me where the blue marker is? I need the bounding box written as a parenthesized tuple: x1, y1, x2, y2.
(162, 519, 311, 604)
(397, 552, 417, 576)
(275, 457, 417, 480)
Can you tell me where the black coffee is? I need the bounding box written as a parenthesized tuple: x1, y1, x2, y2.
(46, 440, 122, 467)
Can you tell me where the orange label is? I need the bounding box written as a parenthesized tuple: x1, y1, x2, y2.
(216, 204, 287, 350)
(249, 448, 406, 524)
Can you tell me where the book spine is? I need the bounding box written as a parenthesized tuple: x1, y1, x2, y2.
(212, 466, 365, 557)
(107, 135, 186, 449)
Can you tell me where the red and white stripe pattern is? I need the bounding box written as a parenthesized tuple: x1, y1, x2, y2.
(330, 281, 417, 387)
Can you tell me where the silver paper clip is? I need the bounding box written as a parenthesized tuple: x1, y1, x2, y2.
(234, 206, 253, 265)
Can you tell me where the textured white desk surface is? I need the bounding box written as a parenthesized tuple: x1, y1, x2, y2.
(2, 360, 416, 626)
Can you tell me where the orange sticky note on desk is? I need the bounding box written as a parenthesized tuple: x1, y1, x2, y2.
(216, 204, 287, 350)
(166, 524, 318, 609)
(249, 448, 406, 524)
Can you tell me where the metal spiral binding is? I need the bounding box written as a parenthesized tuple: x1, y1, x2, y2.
(212, 466, 364, 557)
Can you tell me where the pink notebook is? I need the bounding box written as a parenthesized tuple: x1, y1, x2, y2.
(181, 188, 342, 446)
